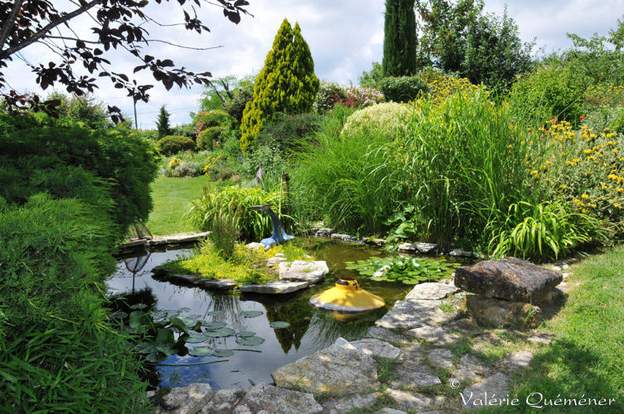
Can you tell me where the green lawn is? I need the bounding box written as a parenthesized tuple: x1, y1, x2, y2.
(490, 247, 624, 413)
(146, 175, 214, 236)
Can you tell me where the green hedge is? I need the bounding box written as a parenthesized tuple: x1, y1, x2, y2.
(0, 112, 158, 236)
(380, 76, 428, 103)
(157, 135, 196, 156)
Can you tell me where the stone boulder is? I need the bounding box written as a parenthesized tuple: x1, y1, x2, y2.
(455, 258, 562, 303)
(155, 383, 212, 414)
(278, 260, 329, 284)
(350, 338, 401, 359)
(405, 282, 458, 301)
(375, 299, 456, 330)
(272, 338, 379, 396)
(238, 384, 323, 414)
(466, 294, 542, 329)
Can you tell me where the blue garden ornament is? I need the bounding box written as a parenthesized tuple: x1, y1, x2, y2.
(251, 205, 294, 249)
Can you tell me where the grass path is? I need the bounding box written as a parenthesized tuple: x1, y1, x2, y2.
(492, 247, 624, 413)
(146, 175, 214, 236)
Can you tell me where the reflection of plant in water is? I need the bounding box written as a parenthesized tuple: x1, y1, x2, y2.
(206, 294, 243, 328)
(306, 311, 379, 348)
(169, 369, 182, 387)
(264, 296, 313, 353)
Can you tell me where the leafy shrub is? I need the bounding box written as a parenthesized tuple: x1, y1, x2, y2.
(489, 201, 607, 261)
(379, 76, 428, 102)
(162, 151, 225, 178)
(190, 185, 287, 241)
(197, 126, 226, 150)
(0, 112, 158, 235)
(223, 78, 255, 122)
(342, 102, 413, 140)
(315, 82, 347, 112)
(157, 135, 196, 155)
(418, 68, 480, 102)
(193, 109, 234, 133)
(509, 62, 591, 126)
(0, 195, 148, 413)
(257, 112, 322, 151)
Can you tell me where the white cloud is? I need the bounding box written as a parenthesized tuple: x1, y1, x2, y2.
(2, 0, 622, 127)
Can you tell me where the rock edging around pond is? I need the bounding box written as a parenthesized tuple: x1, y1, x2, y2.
(154, 269, 558, 414)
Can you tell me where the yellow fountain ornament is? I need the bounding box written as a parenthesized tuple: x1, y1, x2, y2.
(309, 278, 385, 313)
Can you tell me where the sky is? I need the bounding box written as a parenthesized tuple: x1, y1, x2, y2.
(3, 0, 623, 128)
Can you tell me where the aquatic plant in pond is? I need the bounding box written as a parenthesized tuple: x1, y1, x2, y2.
(346, 256, 460, 285)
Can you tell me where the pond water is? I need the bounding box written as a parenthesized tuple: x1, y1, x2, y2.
(107, 239, 410, 390)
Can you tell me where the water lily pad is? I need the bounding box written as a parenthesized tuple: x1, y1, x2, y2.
(211, 349, 235, 357)
(189, 346, 213, 357)
(237, 330, 256, 338)
(269, 321, 290, 329)
(185, 333, 209, 344)
(202, 321, 227, 331)
(204, 327, 235, 338)
(236, 336, 265, 346)
(240, 310, 263, 318)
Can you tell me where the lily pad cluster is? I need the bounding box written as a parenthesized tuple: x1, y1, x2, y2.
(346, 255, 459, 285)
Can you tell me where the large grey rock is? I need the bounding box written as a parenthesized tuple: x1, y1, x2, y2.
(350, 338, 401, 359)
(198, 279, 238, 290)
(330, 233, 357, 242)
(391, 346, 441, 389)
(375, 299, 455, 330)
(321, 392, 379, 414)
(385, 389, 434, 411)
(379, 409, 407, 414)
(155, 383, 212, 414)
(398, 242, 438, 254)
(407, 326, 461, 345)
(198, 389, 245, 414)
(455, 258, 562, 303)
(427, 348, 455, 370)
(460, 373, 510, 410)
(266, 253, 287, 267)
(466, 294, 542, 329)
(272, 339, 379, 396)
(453, 354, 491, 384)
(405, 282, 458, 301)
(365, 326, 411, 345)
(239, 384, 322, 414)
(278, 260, 329, 284)
(240, 280, 309, 295)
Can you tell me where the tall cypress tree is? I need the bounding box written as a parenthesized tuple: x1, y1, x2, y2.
(240, 19, 319, 151)
(383, 0, 418, 76)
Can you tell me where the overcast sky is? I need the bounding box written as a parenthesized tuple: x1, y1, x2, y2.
(3, 0, 623, 128)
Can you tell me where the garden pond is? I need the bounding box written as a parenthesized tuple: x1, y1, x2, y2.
(107, 238, 457, 390)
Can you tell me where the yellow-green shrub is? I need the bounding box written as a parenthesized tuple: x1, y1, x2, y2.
(341, 102, 413, 140)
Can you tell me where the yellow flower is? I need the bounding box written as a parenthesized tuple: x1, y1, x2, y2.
(581, 193, 590, 200)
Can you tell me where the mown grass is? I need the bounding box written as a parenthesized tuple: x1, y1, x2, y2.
(146, 175, 214, 235)
(482, 246, 624, 413)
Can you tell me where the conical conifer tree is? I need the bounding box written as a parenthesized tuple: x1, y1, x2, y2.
(383, 0, 418, 76)
(240, 19, 319, 151)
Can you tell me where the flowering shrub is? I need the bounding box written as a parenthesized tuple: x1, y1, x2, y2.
(533, 120, 624, 232)
(342, 86, 384, 108)
(162, 151, 223, 177)
(417, 68, 479, 102)
(315, 82, 347, 113)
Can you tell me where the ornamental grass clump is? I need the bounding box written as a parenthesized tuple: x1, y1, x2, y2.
(189, 185, 288, 241)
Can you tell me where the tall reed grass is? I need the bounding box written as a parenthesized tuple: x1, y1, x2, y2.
(290, 91, 537, 249)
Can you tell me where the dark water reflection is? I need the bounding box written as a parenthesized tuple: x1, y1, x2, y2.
(107, 239, 409, 390)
